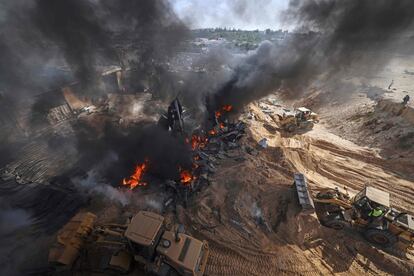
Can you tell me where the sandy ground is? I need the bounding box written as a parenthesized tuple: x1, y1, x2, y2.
(4, 54, 414, 275)
(170, 100, 414, 276)
(84, 92, 414, 276)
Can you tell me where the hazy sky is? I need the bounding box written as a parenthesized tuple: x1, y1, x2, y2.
(169, 0, 289, 30)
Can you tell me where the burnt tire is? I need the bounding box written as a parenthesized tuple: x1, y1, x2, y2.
(323, 219, 348, 230)
(364, 229, 397, 247)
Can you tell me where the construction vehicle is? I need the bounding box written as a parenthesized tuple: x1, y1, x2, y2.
(277, 107, 319, 132)
(293, 173, 414, 248)
(48, 211, 209, 275)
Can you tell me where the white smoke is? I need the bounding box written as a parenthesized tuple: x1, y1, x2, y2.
(75, 169, 129, 206)
(251, 201, 263, 219)
(0, 208, 32, 236)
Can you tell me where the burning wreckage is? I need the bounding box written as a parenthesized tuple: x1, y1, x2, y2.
(0, 63, 246, 275)
(123, 97, 246, 207)
(1, 63, 245, 209)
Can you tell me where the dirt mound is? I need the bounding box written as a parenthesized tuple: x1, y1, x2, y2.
(377, 99, 414, 124)
(196, 101, 414, 275)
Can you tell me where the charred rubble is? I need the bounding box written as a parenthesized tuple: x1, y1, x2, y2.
(118, 96, 247, 208)
(162, 104, 246, 207)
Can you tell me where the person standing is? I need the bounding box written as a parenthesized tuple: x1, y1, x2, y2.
(402, 95, 410, 106)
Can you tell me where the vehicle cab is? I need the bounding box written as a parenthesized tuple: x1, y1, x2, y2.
(124, 211, 165, 262)
(124, 211, 209, 276)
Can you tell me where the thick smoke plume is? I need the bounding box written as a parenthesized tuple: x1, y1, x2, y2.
(210, 0, 414, 112)
(75, 122, 193, 183)
(33, 0, 117, 90)
(0, 0, 188, 99)
(0, 2, 189, 273)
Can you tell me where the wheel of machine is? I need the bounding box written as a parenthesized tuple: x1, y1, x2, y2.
(306, 121, 314, 129)
(316, 192, 334, 199)
(364, 229, 397, 247)
(323, 219, 348, 230)
(287, 125, 296, 132)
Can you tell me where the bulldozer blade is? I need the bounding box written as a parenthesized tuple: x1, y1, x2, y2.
(294, 173, 315, 211)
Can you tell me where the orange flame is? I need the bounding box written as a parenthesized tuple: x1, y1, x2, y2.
(190, 135, 208, 150)
(222, 105, 233, 112)
(179, 168, 194, 185)
(209, 128, 217, 136)
(215, 105, 233, 120)
(122, 161, 148, 189)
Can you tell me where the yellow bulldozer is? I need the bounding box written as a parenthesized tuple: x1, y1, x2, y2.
(277, 107, 319, 132)
(48, 211, 209, 275)
(294, 173, 414, 248)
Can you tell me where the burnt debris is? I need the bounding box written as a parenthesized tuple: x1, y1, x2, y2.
(159, 98, 185, 133)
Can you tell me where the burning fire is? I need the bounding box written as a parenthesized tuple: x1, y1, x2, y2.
(178, 105, 233, 187)
(122, 160, 148, 189)
(215, 105, 233, 119)
(189, 135, 208, 150)
(209, 128, 217, 136)
(179, 167, 194, 185)
(222, 105, 233, 112)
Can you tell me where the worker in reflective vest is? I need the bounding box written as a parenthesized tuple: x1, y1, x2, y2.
(368, 207, 384, 218)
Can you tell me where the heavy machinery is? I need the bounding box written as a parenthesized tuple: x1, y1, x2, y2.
(277, 107, 319, 132)
(48, 211, 209, 275)
(294, 173, 414, 248)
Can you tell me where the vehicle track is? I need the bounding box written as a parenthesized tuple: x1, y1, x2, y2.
(281, 135, 414, 212)
(206, 241, 322, 276)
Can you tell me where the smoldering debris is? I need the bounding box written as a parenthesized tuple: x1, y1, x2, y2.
(251, 201, 272, 232)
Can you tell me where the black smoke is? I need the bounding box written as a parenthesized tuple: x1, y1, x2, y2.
(0, 0, 188, 100)
(0, 1, 190, 274)
(209, 0, 414, 112)
(33, 0, 117, 91)
(74, 121, 193, 184)
(98, 0, 189, 66)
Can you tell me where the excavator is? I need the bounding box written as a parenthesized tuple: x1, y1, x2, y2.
(294, 173, 414, 248)
(48, 211, 209, 275)
(277, 107, 319, 132)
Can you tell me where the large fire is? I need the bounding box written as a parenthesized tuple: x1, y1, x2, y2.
(122, 160, 148, 189)
(121, 105, 234, 191)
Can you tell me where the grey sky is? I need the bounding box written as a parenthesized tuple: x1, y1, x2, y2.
(169, 0, 289, 30)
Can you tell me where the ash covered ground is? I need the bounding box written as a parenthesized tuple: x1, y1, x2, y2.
(1, 1, 414, 275)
